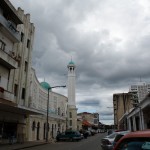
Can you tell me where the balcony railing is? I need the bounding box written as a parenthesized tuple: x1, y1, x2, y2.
(0, 14, 21, 42)
(0, 89, 15, 103)
(0, 48, 18, 69)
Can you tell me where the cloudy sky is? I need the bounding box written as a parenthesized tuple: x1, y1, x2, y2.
(11, 0, 150, 124)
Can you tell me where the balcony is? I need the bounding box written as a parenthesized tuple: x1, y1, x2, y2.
(0, 14, 21, 42)
(0, 49, 18, 69)
(0, 88, 15, 104)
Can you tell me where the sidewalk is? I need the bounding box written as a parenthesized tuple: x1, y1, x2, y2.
(0, 140, 49, 150)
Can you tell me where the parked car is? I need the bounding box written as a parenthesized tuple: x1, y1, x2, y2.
(101, 132, 117, 150)
(100, 129, 106, 133)
(56, 130, 82, 142)
(113, 130, 130, 148)
(101, 130, 130, 150)
(86, 130, 92, 136)
(108, 129, 114, 135)
(113, 130, 150, 150)
(91, 129, 97, 136)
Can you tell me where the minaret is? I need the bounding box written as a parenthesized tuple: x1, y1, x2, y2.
(67, 60, 77, 130)
(68, 60, 76, 107)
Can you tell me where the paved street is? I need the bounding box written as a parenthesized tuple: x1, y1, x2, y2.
(24, 133, 107, 150)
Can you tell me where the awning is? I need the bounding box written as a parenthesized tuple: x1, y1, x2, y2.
(82, 120, 91, 127)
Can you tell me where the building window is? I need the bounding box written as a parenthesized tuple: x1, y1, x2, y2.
(14, 84, 18, 96)
(0, 40, 6, 51)
(18, 59, 21, 67)
(69, 112, 72, 118)
(25, 61, 28, 72)
(69, 120, 72, 126)
(21, 88, 25, 99)
(32, 121, 36, 131)
(58, 107, 60, 115)
(21, 32, 24, 42)
(27, 39, 30, 48)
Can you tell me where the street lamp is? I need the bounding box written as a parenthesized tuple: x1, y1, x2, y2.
(46, 85, 66, 142)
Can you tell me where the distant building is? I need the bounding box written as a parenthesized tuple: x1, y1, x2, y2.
(77, 116, 83, 131)
(77, 112, 99, 129)
(93, 113, 99, 127)
(129, 82, 150, 102)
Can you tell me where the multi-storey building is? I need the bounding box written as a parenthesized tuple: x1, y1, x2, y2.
(93, 113, 99, 127)
(113, 93, 133, 130)
(129, 82, 150, 102)
(77, 112, 99, 128)
(0, 0, 35, 144)
(0, 0, 68, 143)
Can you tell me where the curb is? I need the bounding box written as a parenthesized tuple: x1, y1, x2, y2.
(13, 142, 48, 150)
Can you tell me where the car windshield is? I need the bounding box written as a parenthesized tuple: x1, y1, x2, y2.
(117, 138, 150, 150)
(114, 131, 130, 142)
(114, 134, 124, 143)
(107, 132, 117, 139)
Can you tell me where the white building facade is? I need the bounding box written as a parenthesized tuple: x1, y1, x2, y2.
(0, 0, 68, 143)
(129, 82, 150, 102)
(0, 0, 36, 144)
(27, 68, 68, 141)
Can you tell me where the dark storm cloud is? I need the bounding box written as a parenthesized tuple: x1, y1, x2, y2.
(100, 111, 113, 116)
(77, 99, 100, 107)
(11, 0, 150, 124)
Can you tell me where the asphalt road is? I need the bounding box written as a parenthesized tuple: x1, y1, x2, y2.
(24, 132, 107, 150)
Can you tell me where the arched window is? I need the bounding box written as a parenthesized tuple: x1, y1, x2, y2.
(37, 122, 40, 128)
(32, 121, 36, 131)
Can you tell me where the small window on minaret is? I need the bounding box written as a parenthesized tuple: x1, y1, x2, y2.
(70, 68, 72, 71)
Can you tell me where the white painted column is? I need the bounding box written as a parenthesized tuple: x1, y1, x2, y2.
(127, 117, 131, 131)
(133, 116, 136, 131)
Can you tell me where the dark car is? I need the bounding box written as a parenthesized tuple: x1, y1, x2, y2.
(56, 130, 82, 142)
(113, 130, 150, 150)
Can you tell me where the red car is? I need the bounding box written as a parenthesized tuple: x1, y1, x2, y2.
(113, 130, 150, 150)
